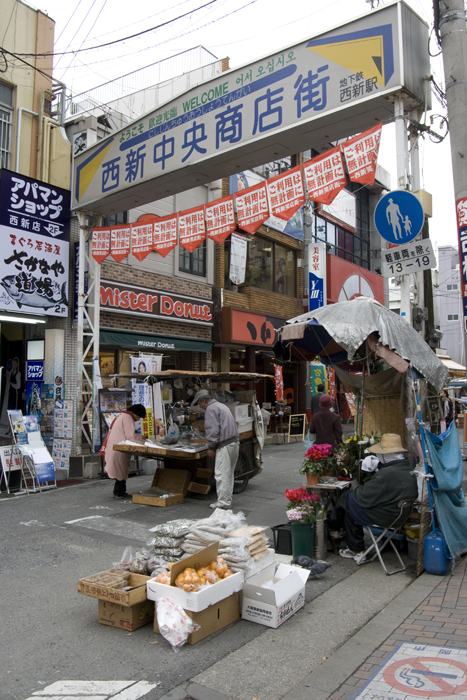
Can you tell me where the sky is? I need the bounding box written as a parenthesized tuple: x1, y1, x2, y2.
(24, 0, 458, 253)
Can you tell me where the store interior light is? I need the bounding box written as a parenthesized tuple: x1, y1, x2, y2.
(0, 315, 46, 324)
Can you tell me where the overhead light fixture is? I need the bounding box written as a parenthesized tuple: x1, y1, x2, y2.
(0, 315, 46, 324)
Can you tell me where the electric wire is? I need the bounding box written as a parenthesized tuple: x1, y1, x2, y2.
(10, 0, 223, 57)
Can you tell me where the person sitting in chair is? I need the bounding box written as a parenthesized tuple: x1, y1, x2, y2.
(327, 433, 418, 561)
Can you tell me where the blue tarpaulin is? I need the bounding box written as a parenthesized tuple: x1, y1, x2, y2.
(422, 422, 467, 559)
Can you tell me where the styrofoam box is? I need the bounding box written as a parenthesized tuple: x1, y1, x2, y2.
(234, 403, 252, 422)
(238, 419, 253, 434)
(242, 563, 310, 629)
(146, 542, 243, 612)
(243, 548, 276, 581)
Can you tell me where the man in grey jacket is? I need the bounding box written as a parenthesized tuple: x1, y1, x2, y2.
(193, 390, 239, 509)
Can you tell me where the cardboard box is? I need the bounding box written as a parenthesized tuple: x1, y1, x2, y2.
(146, 542, 243, 612)
(132, 468, 190, 507)
(78, 570, 150, 607)
(98, 599, 154, 631)
(241, 563, 310, 628)
(153, 592, 240, 644)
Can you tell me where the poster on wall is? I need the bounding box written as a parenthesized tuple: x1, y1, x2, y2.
(229, 232, 247, 285)
(0, 169, 70, 317)
(130, 355, 163, 437)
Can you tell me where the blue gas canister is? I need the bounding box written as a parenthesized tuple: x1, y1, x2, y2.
(424, 529, 451, 575)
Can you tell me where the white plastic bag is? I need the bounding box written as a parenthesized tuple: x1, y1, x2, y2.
(156, 596, 200, 651)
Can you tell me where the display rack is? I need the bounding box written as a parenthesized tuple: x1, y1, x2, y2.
(4, 411, 56, 494)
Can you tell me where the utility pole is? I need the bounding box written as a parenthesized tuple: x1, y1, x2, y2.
(435, 0, 467, 369)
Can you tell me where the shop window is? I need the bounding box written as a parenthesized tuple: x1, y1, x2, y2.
(313, 212, 370, 270)
(179, 239, 206, 276)
(0, 82, 13, 170)
(447, 284, 458, 290)
(447, 314, 459, 321)
(102, 211, 128, 227)
(224, 235, 296, 296)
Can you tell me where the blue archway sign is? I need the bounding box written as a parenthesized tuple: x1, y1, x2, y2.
(374, 190, 424, 244)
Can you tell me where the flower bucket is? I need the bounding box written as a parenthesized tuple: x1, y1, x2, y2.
(291, 521, 315, 558)
(306, 473, 319, 486)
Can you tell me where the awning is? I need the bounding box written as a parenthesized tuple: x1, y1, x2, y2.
(439, 357, 466, 377)
(100, 329, 213, 353)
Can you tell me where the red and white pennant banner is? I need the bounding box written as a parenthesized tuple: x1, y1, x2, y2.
(235, 181, 269, 235)
(342, 122, 382, 186)
(131, 221, 153, 262)
(179, 205, 206, 253)
(110, 224, 131, 263)
(206, 195, 236, 244)
(303, 146, 346, 205)
(91, 227, 111, 264)
(153, 214, 178, 257)
(267, 165, 305, 221)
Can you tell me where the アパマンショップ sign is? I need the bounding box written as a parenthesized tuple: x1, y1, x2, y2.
(100, 280, 213, 325)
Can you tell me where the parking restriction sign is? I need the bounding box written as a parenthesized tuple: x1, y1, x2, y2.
(381, 239, 436, 278)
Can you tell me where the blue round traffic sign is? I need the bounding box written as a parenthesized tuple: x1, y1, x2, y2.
(374, 190, 424, 244)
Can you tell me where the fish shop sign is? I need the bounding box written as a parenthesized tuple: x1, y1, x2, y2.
(0, 169, 70, 317)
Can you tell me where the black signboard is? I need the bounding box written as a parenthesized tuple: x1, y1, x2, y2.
(288, 414, 306, 442)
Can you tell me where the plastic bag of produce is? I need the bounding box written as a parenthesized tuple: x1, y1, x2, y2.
(156, 596, 200, 651)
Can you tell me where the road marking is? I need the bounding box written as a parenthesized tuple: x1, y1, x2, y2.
(28, 680, 157, 699)
(351, 643, 467, 700)
(64, 516, 151, 542)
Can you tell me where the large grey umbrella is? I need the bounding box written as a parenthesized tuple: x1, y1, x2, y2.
(283, 297, 448, 391)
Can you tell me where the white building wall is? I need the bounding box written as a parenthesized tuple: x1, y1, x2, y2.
(436, 246, 464, 365)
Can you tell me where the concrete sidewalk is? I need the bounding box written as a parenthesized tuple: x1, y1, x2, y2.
(169, 559, 467, 700)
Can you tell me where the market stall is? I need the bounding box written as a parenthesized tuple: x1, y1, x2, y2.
(108, 370, 273, 501)
(274, 297, 467, 575)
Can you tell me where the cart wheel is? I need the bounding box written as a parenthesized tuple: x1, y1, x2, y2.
(233, 448, 250, 494)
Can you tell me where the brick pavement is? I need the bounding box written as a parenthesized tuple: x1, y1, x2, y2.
(327, 556, 467, 700)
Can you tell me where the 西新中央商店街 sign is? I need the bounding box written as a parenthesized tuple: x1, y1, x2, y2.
(72, 3, 430, 216)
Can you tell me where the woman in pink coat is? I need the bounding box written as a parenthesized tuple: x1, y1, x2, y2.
(104, 404, 146, 498)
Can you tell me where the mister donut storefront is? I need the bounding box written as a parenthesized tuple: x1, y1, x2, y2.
(97, 277, 213, 385)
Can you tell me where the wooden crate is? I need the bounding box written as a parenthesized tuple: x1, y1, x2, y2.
(132, 468, 190, 507)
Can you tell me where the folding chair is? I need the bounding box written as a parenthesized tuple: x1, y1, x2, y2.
(355, 500, 415, 575)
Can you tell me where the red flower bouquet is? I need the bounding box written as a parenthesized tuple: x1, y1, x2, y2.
(299, 443, 335, 476)
(285, 488, 322, 523)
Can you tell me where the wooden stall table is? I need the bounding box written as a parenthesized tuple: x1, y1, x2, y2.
(304, 480, 352, 554)
(114, 442, 212, 505)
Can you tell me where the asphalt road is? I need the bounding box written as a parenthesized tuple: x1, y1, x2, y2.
(0, 438, 419, 700)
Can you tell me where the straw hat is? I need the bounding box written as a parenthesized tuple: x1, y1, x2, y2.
(368, 433, 407, 454)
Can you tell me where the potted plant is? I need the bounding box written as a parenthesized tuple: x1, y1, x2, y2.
(299, 443, 335, 485)
(285, 488, 322, 558)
